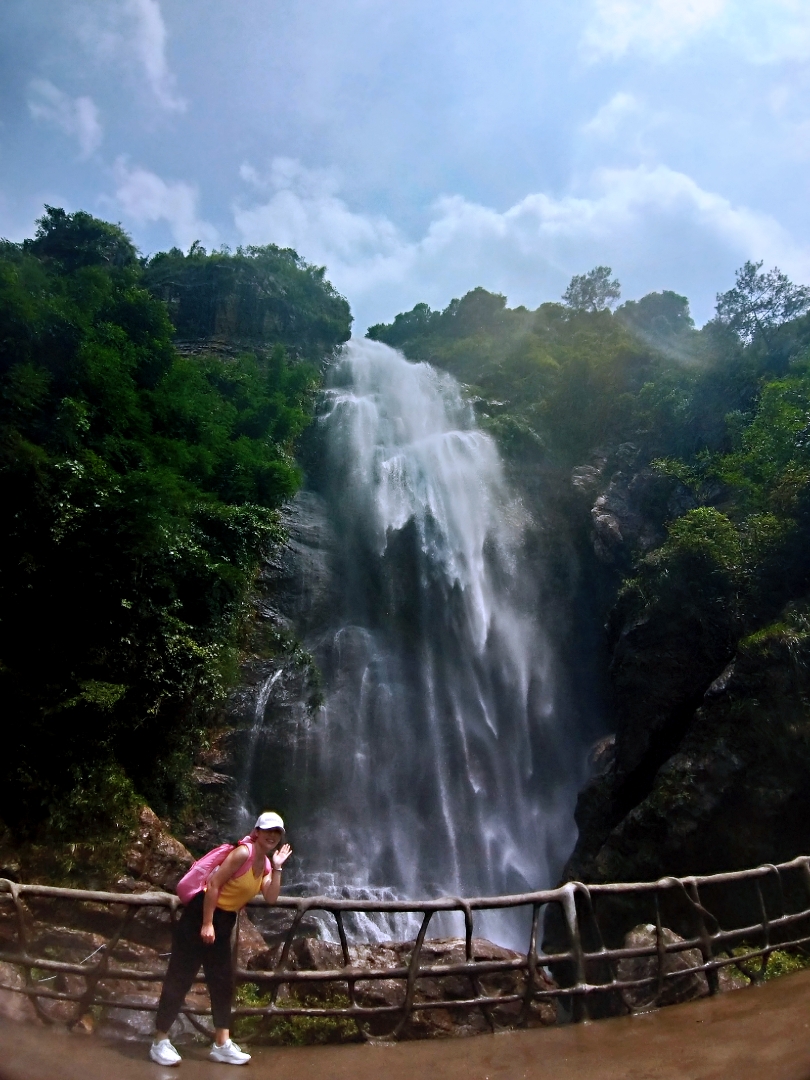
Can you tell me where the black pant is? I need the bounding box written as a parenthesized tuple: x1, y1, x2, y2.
(155, 891, 237, 1032)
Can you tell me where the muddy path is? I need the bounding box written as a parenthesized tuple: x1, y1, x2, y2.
(2, 969, 810, 1080)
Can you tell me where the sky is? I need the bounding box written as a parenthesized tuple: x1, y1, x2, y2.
(2, 0, 810, 331)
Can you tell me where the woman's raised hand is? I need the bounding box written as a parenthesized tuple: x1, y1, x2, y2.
(271, 843, 292, 871)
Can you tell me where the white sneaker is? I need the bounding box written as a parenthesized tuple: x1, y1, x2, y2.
(209, 1038, 251, 1065)
(150, 1038, 182, 1066)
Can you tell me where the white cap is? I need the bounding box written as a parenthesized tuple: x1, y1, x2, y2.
(254, 811, 285, 833)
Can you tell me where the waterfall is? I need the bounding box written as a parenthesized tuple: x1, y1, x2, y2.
(242, 338, 585, 942)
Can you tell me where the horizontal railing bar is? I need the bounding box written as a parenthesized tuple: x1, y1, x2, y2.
(0, 882, 179, 907)
(3, 854, 808, 914)
(0, 951, 165, 980)
(577, 922, 810, 966)
(236, 958, 532, 984)
(711, 910, 810, 943)
(10, 928, 808, 986)
(4, 936, 808, 988)
(0, 979, 547, 1017)
(5, 931, 809, 990)
(5, 939, 809, 1017)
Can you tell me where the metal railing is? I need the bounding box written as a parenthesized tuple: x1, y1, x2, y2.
(1, 854, 810, 1040)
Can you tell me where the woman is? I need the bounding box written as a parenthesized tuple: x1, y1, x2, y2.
(150, 811, 292, 1067)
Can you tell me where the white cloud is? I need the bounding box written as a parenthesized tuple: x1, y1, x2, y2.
(113, 160, 217, 249)
(77, 0, 185, 112)
(583, 0, 810, 62)
(124, 0, 186, 112)
(233, 158, 810, 329)
(240, 158, 341, 199)
(581, 92, 643, 139)
(235, 159, 401, 265)
(28, 80, 102, 158)
(583, 0, 726, 60)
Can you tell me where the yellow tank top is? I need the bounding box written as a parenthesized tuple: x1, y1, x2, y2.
(215, 849, 270, 912)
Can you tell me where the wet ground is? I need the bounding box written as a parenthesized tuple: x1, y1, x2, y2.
(2, 969, 810, 1080)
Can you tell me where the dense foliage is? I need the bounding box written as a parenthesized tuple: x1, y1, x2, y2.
(0, 208, 351, 839)
(369, 284, 698, 462)
(142, 241, 351, 363)
(368, 263, 810, 650)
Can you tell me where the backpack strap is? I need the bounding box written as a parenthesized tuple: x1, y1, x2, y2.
(230, 837, 272, 881)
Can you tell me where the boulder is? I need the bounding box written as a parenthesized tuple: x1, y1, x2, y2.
(248, 935, 557, 1038)
(0, 962, 39, 1023)
(237, 912, 269, 968)
(617, 924, 709, 1010)
(124, 807, 193, 891)
(95, 985, 209, 1043)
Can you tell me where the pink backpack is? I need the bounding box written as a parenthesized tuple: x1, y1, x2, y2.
(176, 836, 271, 905)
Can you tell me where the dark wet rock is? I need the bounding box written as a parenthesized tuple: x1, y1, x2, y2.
(244, 904, 322, 944)
(94, 994, 160, 1041)
(560, 434, 810, 912)
(180, 818, 227, 856)
(590, 467, 695, 566)
(559, 608, 810, 946)
(95, 986, 209, 1043)
(35, 924, 106, 954)
(190, 766, 231, 789)
(106, 937, 163, 967)
(569, 444, 697, 571)
(588, 735, 616, 776)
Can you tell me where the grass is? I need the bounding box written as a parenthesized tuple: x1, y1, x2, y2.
(233, 983, 361, 1046)
(730, 946, 810, 982)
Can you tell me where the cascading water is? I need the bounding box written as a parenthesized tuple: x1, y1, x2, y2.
(241, 338, 586, 942)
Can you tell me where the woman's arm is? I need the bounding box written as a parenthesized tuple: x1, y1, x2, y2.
(261, 843, 292, 904)
(200, 846, 250, 943)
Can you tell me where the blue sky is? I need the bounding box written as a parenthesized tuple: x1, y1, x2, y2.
(2, 0, 809, 330)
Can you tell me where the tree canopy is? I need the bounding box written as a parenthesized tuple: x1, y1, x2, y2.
(0, 208, 351, 839)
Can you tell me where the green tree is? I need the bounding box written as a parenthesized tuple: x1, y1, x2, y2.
(616, 290, 696, 346)
(562, 266, 621, 313)
(715, 261, 810, 345)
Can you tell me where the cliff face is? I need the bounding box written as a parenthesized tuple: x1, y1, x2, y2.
(561, 452, 810, 885)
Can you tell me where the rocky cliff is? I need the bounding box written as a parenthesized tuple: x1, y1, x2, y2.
(561, 449, 810, 888)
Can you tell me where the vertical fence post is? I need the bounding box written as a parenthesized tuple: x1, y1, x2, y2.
(334, 910, 364, 1038)
(8, 882, 53, 1026)
(390, 910, 432, 1040)
(685, 881, 719, 995)
(561, 883, 588, 1022)
(518, 903, 541, 1027)
(653, 891, 666, 1005)
(459, 901, 494, 1032)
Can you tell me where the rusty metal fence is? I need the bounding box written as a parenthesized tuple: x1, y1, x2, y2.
(2, 854, 810, 1040)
